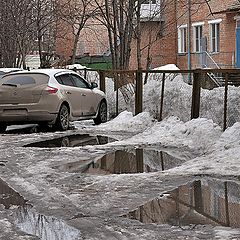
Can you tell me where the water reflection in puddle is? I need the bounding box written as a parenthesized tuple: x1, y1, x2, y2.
(123, 178, 240, 228)
(0, 178, 80, 239)
(0, 178, 27, 209)
(15, 205, 80, 240)
(53, 149, 185, 174)
(24, 134, 116, 148)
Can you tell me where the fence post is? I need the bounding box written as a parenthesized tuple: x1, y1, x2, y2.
(224, 182, 230, 226)
(136, 149, 144, 173)
(99, 70, 106, 93)
(116, 74, 119, 116)
(135, 70, 143, 115)
(159, 73, 166, 121)
(193, 180, 203, 212)
(191, 70, 201, 119)
(223, 73, 228, 131)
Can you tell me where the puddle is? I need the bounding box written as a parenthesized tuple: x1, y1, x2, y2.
(14, 205, 81, 240)
(24, 134, 116, 148)
(123, 178, 240, 228)
(0, 178, 80, 239)
(53, 149, 184, 174)
(0, 178, 27, 209)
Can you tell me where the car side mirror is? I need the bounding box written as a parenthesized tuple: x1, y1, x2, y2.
(90, 82, 98, 89)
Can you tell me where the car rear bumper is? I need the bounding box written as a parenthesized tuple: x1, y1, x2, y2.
(0, 107, 58, 124)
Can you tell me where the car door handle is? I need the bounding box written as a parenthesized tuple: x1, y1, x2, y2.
(66, 91, 72, 94)
(81, 93, 86, 96)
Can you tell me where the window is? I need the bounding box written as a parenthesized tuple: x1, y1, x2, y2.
(178, 25, 187, 53)
(71, 75, 90, 89)
(2, 73, 49, 85)
(210, 23, 220, 52)
(56, 74, 75, 86)
(193, 24, 203, 53)
(3, 76, 35, 85)
(142, 0, 156, 4)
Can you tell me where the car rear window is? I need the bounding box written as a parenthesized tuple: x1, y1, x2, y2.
(1, 73, 49, 86)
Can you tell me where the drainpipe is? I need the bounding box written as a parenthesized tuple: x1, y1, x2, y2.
(187, 0, 192, 83)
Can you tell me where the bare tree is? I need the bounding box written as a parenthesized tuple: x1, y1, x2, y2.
(0, 0, 20, 67)
(8, 0, 37, 68)
(0, 0, 58, 68)
(93, 0, 136, 70)
(57, 0, 97, 64)
(32, 0, 58, 68)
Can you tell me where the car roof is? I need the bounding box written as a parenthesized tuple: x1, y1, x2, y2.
(0, 68, 23, 73)
(2, 68, 76, 78)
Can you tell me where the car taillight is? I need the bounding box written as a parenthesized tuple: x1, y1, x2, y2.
(46, 86, 58, 94)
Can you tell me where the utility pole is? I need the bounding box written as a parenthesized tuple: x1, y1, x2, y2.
(188, 0, 192, 83)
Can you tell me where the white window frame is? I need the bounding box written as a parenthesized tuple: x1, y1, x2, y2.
(234, 16, 240, 28)
(178, 25, 187, 53)
(208, 19, 222, 53)
(142, 0, 157, 4)
(192, 22, 204, 53)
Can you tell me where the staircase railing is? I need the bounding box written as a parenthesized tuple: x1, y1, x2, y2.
(200, 51, 221, 69)
(200, 51, 224, 87)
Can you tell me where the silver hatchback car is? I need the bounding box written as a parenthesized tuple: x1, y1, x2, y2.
(0, 69, 107, 132)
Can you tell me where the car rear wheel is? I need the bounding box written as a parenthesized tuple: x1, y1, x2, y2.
(55, 104, 69, 131)
(94, 101, 107, 125)
(0, 124, 7, 133)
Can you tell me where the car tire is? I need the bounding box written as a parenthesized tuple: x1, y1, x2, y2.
(94, 101, 107, 125)
(0, 124, 7, 133)
(55, 104, 69, 131)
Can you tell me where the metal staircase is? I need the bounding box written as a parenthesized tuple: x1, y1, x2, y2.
(201, 51, 240, 87)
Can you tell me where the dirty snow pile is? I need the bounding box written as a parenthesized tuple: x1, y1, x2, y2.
(168, 121, 240, 175)
(120, 117, 221, 152)
(95, 110, 155, 133)
(102, 115, 222, 153)
(105, 64, 240, 126)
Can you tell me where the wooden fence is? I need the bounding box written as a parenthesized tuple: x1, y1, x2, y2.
(74, 68, 240, 131)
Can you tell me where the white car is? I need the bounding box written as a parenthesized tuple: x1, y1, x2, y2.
(0, 68, 23, 79)
(0, 69, 107, 132)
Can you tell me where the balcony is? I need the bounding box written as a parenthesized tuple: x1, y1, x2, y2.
(140, 0, 162, 22)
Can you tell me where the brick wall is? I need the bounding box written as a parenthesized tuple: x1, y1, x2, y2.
(55, 20, 74, 63)
(130, 0, 178, 70)
(55, 0, 109, 64)
(130, 0, 238, 70)
(176, 0, 237, 69)
(76, 21, 109, 56)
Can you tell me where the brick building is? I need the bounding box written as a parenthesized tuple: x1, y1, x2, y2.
(55, 1, 109, 65)
(176, 0, 240, 70)
(130, 0, 240, 70)
(130, 0, 178, 70)
(55, 0, 240, 70)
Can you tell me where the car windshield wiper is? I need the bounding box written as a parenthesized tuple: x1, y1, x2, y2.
(2, 83, 18, 87)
